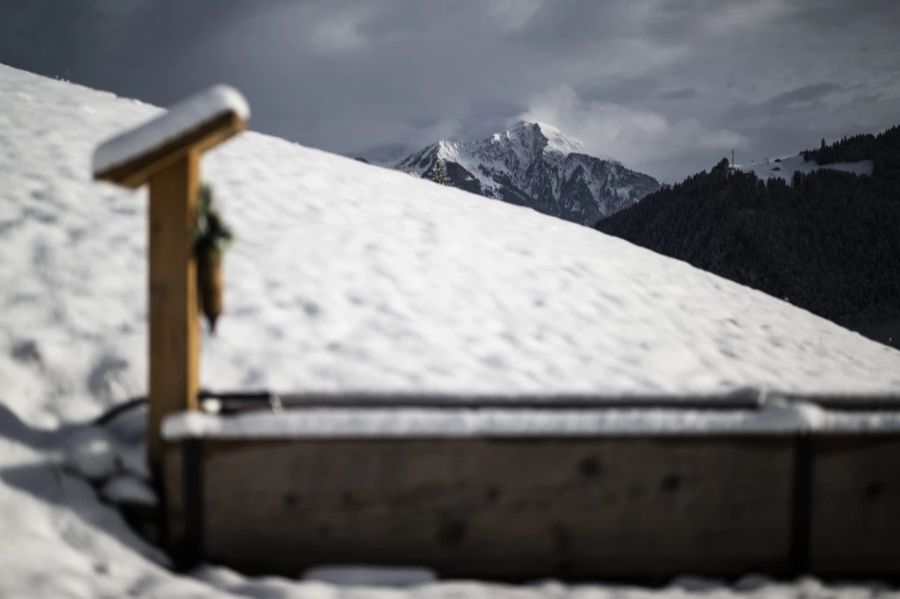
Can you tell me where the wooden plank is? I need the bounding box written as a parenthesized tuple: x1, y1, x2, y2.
(789, 435, 814, 573)
(95, 112, 245, 189)
(195, 436, 793, 580)
(810, 435, 900, 576)
(163, 443, 186, 550)
(147, 154, 200, 468)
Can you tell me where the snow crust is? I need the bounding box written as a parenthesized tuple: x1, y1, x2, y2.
(192, 571, 900, 599)
(1, 61, 899, 599)
(735, 153, 873, 181)
(92, 84, 249, 176)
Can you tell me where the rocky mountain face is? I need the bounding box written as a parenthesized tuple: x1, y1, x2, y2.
(397, 121, 659, 226)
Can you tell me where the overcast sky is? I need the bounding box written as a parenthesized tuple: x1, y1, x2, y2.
(2, 0, 899, 181)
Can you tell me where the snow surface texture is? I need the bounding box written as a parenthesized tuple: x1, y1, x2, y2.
(163, 401, 900, 440)
(192, 570, 900, 598)
(2, 63, 900, 598)
(92, 84, 249, 176)
(735, 153, 873, 182)
(4, 64, 900, 434)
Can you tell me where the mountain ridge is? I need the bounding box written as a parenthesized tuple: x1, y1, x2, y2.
(397, 121, 659, 226)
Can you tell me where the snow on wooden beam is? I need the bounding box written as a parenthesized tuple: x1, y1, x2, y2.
(93, 84, 249, 188)
(160, 402, 900, 441)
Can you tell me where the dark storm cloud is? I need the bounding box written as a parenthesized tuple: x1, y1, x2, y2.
(763, 83, 844, 110)
(0, 0, 898, 181)
(726, 82, 845, 122)
(576, 77, 661, 105)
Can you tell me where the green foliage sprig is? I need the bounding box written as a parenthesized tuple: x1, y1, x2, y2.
(194, 183, 234, 255)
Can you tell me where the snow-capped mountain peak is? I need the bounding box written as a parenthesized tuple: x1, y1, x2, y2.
(398, 120, 658, 226)
(499, 120, 585, 157)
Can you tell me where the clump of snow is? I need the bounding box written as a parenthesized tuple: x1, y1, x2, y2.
(93, 84, 249, 177)
(100, 474, 157, 507)
(735, 153, 873, 182)
(64, 426, 117, 480)
(102, 404, 153, 481)
(62, 408, 158, 506)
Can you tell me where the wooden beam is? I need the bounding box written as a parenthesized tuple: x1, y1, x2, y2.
(170, 435, 794, 579)
(147, 152, 201, 467)
(92, 85, 248, 474)
(95, 112, 246, 189)
(163, 432, 900, 579)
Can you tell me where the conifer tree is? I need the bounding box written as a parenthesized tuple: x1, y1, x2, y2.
(432, 158, 449, 185)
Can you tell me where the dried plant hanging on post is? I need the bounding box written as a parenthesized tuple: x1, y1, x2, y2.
(194, 182, 234, 332)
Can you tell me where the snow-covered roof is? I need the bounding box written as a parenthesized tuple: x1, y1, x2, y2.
(5, 62, 900, 599)
(4, 63, 900, 429)
(92, 84, 249, 184)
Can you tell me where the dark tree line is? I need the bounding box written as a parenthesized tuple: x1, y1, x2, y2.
(802, 125, 900, 180)
(596, 126, 900, 348)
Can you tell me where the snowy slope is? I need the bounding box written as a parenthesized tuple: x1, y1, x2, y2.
(735, 153, 873, 181)
(398, 121, 660, 225)
(3, 64, 900, 598)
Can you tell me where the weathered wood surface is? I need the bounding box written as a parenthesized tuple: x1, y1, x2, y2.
(163, 443, 187, 554)
(147, 154, 201, 465)
(810, 435, 900, 575)
(165, 433, 900, 579)
(167, 436, 804, 579)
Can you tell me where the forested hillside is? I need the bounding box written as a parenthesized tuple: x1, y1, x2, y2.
(597, 126, 900, 348)
(803, 125, 900, 182)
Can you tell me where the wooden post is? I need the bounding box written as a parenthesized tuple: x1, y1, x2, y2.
(92, 85, 248, 470)
(147, 151, 201, 463)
